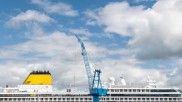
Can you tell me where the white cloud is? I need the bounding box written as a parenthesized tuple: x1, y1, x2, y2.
(6, 10, 54, 28)
(166, 59, 182, 88)
(83, 0, 182, 88)
(133, 0, 156, 3)
(1, 0, 174, 89)
(31, 0, 78, 17)
(0, 27, 166, 89)
(84, 10, 100, 26)
(0, 31, 87, 88)
(85, 0, 182, 60)
(0, 30, 102, 88)
(68, 28, 92, 36)
(99, 58, 166, 87)
(0, 62, 28, 86)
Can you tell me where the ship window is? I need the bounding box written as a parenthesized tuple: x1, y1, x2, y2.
(101, 97, 104, 100)
(129, 89, 132, 92)
(142, 98, 145, 100)
(124, 89, 127, 92)
(120, 89, 123, 92)
(151, 89, 176, 92)
(146, 89, 149, 92)
(142, 89, 145, 92)
(115, 89, 119, 92)
(115, 98, 119, 100)
(111, 89, 114, 92)
(133, 89, 136, 92)
(137, 89, 140, 92)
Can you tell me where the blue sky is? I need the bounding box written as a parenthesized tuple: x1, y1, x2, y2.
(1, 0, 182, 89)
(0, 0, 156, 46)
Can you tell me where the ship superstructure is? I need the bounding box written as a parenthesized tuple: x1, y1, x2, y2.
(0, 70, 181, 102)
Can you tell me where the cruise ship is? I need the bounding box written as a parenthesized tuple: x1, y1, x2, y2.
(0, 70, 181, 102)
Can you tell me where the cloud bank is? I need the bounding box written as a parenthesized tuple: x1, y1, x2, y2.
(86, 0, 182, 60)
(1, 0, 182, 89)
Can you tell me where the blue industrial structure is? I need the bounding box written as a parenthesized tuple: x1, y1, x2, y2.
(91, 69, 107, 102)
(75, 35, 107, 102)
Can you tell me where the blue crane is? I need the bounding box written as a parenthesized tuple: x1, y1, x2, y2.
(75, 35, 107, 102)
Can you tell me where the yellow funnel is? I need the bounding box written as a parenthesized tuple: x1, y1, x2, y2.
(23, 71, 52, 85)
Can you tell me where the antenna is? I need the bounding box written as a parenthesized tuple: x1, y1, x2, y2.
(74, 73, 75, 88)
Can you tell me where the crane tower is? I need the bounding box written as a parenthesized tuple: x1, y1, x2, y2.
(75, 35, 107, 102)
